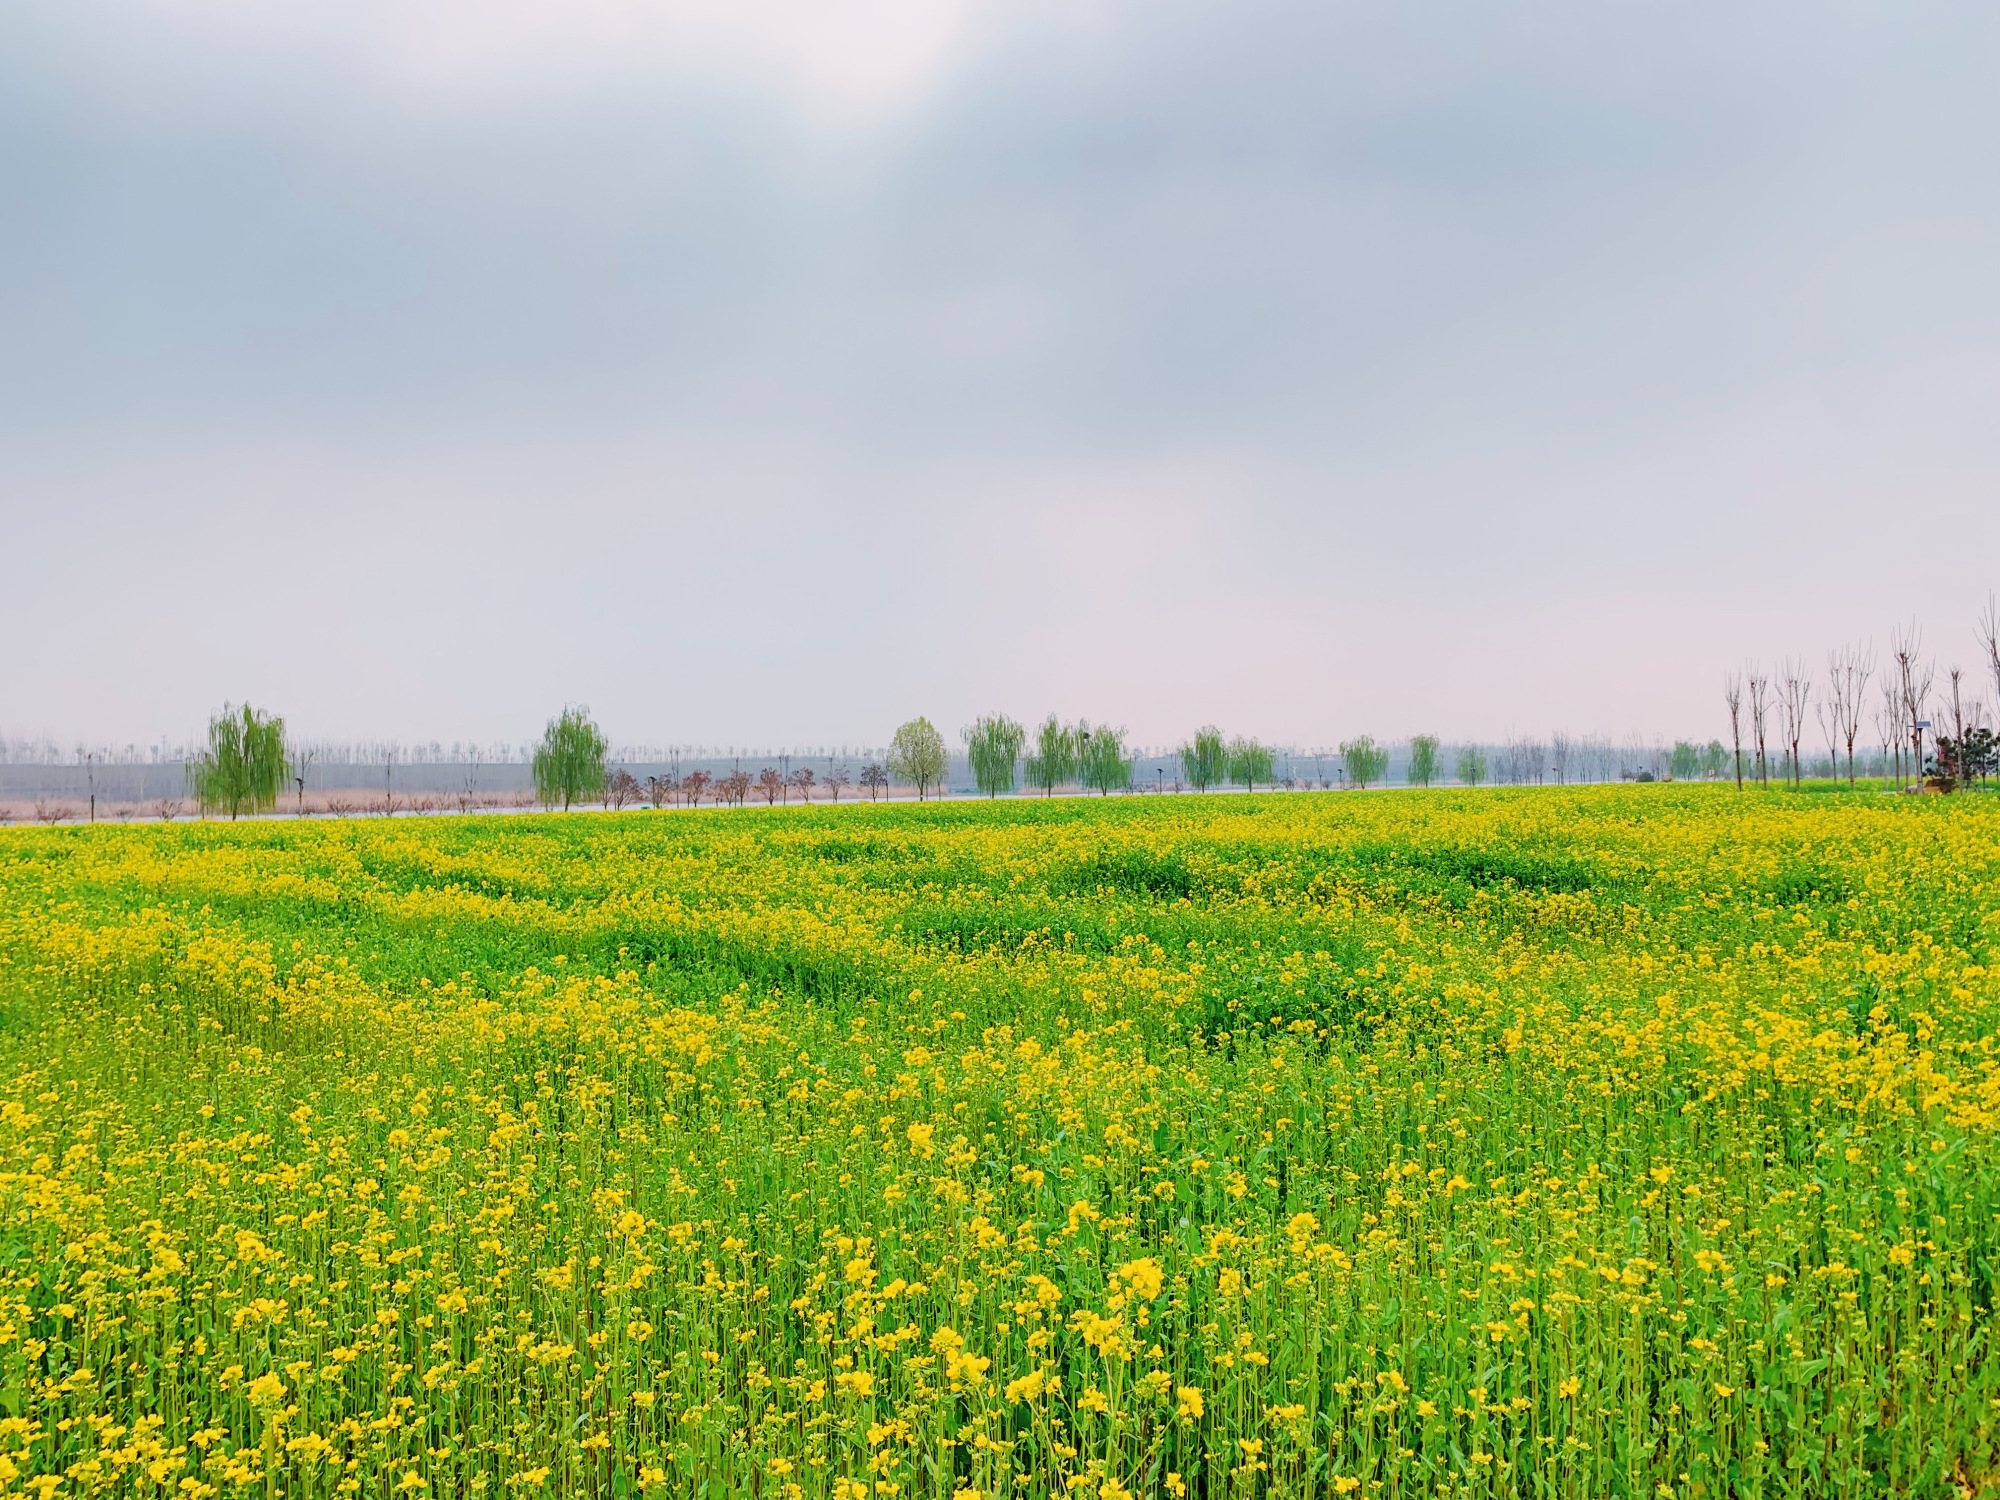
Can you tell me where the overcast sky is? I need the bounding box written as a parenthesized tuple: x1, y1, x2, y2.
(5, 0, 1998, 751)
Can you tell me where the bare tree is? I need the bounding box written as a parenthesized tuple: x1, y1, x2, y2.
(860, 763, 889, 801)
(1723, 674, 1745, 789)
(1777, 657, 1811, 789)
(681, 769, 712, 808)
(1874, 675, 1905, 788)
(1746, 665, 1772, 787)
(1892, 624, 1934, 785)
(1940, 666, 1970, 788)
(823, 765, 851, 804)
(460, 747, 483, 815)
(1523, 738, 1548, 785)
(1822, 643, 1873, 788)
(788, 767, 816, 804)
(605, 768, 640, 811)
(292, 745, 316, 816)
(1549, 731, 1572, 786)
(755, 768, 785, 805)
(1814, 699, 1839, 788)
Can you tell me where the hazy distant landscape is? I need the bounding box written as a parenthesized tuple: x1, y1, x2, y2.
(0, 732, 1794, 823)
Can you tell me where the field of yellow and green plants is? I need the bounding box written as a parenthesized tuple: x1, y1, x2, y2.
(1, 785, 1998, 1499)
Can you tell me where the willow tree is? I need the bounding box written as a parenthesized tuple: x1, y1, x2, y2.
(1178, 726, 1227, 792)
(1227, 735, 1274, 792)
(1341, 735, 1389, 789)
(1024, 714, 1080, 796)
(888, 718, 949, 801)
(1455, 745, 1488, 786)
(1407, 735, 1440, 788)
(963, 713, 1026, 798)
(533, 706, 608, 811)
(1081, 725, 1133, 795)
(188, 702, 288, 820)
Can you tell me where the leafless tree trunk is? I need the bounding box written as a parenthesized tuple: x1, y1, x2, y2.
(1746, 665, 1772, 787)
(1777, 657, 1811, 789)
(292, 746, 316, 815)
(1550, 732, 1572, 785)
(1875, 676, 1904, 787)
(1892, 624, 1934, 786)
(381, 745, 400, 817)
(1724, 675, 1744, 789)
(1824, 643, 1873, 788)
(1943, 666, 1969, 789)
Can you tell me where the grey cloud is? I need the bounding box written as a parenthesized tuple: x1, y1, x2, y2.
(3, 0, 1999, 746)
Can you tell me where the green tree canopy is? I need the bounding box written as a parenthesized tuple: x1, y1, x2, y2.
(1455, 745, 1488, 786)
(188, 702, 288, 820)
(963, 713, 1026, 798)
(1408, 735, 1440, 788)
(1024, 714, 1080, 796)
(1227, 736, 1274, 792)
(888, 718, 949, 801)
(1081, 725, 1133, 795)
(533, 706, 608, 811)
(1178, 726, 1227, 792)
(1341, 735, 1389, 789)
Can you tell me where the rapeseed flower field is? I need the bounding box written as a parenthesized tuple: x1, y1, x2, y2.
(0, 786, 1996, 1498)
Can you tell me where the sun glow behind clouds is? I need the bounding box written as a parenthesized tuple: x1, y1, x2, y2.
(126, 0, 1000, 123)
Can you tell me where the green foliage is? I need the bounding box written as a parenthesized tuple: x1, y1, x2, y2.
(1024, 714, 1081, 796)
(1670, 740, 1702, 781)
(1341, 735, 1389, 789)
(1701, 740, 1729, 779)
(1178, 726, 1227, 792)
(1081, 725, 1133, 795)
(532, 706, 608, 811)
(963, 714, 1026, 798)
(186, 702, 288, 820)
(1227, 735, 1274, 792)
(888, 717, 949, 800)
(1456, 745, 1488, 786)
(1408, 734, 1440, 788)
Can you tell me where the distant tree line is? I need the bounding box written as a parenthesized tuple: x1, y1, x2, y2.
(22, 677, 1892, 826)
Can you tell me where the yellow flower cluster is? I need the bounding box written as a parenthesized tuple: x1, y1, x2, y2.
(0, 784, 1995, 1496)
